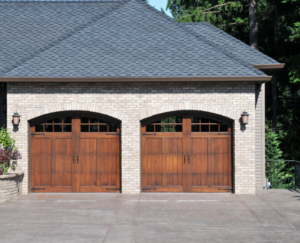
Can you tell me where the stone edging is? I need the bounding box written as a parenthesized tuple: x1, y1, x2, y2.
(0, 170, 24, 203)
(0, 171, 24, 179)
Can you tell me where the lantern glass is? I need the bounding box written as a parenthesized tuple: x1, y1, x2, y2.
(241, 115, 248, 124)
(13, 116, 20, 125)
(241, 111, 249, 125)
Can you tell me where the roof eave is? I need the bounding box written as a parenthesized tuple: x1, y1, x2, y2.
(0, 76, 272, 83)
(253, 64, 285, 74)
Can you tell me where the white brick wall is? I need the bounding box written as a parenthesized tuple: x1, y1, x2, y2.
(7, 82, 256, 194)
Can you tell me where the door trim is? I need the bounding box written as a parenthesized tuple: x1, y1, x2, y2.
(140, 111, 234, 193)
(28, 111, 122, 193)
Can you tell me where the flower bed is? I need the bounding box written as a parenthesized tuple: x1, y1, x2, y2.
(0, 127, 22, 175)
(0, 127, 23, 203)
(0, 171, 24, 203)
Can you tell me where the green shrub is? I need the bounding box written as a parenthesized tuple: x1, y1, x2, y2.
(0, 127, 21, 175)
(266, 123, 295, 189)
(0, 127, 15, 149)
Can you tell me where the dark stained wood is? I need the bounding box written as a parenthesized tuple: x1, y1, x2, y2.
(31, 114, 120, 193)
(77, 135, 120, 192)
(142, 125, 185, 192)
(31, 133, 73, 193)
(142, 113, 232, 193)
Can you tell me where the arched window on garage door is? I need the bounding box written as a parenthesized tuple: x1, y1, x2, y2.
(141, 112, 232, 193)
(30, 112, 121, 193)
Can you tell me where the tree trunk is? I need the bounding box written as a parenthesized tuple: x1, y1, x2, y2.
(272, 74, 277, 132)
(249, 0, 258, 49)
(274, 4, 278, 46)
(272, 3, 278, 132)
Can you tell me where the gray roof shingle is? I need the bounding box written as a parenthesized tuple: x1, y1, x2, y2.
(183, 22, 278, 65)
(0, 0, 270, 78)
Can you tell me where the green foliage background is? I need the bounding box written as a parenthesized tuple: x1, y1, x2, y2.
(0, 127, 15, 149)
(265, 123, 295, 188)
(167, 0, 300, 161)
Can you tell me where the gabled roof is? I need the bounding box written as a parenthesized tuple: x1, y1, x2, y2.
(182, 22, 279, 65)
(0, 0, 274, 79)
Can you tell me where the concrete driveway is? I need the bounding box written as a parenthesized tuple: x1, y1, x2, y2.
(0, 190, 300, 243)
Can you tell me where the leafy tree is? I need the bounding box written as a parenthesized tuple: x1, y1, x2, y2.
(167, 0, 250, 41)
(265, 122, 295, 189)
(266, 122, 283, 160)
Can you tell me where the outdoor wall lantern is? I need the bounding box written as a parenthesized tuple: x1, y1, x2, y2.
(241, 110, 249, 125)
(12, 112, 21, 128)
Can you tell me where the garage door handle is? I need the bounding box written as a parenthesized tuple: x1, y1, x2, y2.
(77, 155, 79, 164)
(73, 155, 75, 164)
(188, 155, 190, 164)
(184, 155, 186, 164)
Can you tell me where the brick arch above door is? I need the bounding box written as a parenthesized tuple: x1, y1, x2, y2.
(25, 102, 124, 121)
(137, 102, 236, 121)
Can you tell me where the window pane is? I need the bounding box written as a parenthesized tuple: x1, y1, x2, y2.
(191, 116, 200, 123)
(45, 125, 53, 132)
(81, 117, 89, 123)
(64, 117, 72, 123)
(63, 125, 72, 132)
(164, 117, 172, 123)
(155, 124, 163, 132)
(90, 125, 98, 132)
(90, 118, 98, 124)
(165, 125, 173, 132)
(54, 118, 62, 123)
(211, 125, 218, 132)
(54, 125, 62, 132)
(81, 125, 88, 132)
(109, 124, 117, 132)
(201, 125, 209, 132)
(175, 117, 183, 123)
(192, 125, 200, 132)
(210, 119, 218, 124)
(99, 125, 108, 132)
(46, 119, 53, 123)
(220, 125, 228, 132)
(154, 120, 161, 124)
(174, 125, 182, 132)
(201, 118, 209, 123)
(146, 125, 154, 132)
(35, 125, 43, 132)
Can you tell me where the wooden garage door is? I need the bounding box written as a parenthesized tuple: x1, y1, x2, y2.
(31, 115, 120, 193)
(142, 114, 232, 192)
